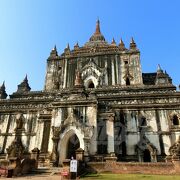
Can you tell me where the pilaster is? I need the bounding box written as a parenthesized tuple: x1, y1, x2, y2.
(106, 114, 115, 154)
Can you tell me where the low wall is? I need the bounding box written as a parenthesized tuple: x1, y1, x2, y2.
(87, 162, 179, 175)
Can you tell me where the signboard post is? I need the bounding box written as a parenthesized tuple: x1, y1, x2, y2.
(70, 159, 78, 179)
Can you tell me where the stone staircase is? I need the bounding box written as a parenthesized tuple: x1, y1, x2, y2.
(31, 167, 62, 176)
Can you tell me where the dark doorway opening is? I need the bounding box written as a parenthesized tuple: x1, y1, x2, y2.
(143, 149, 151, 162)
(173, 115, 179, 125)
(141, 117, 147, 126)
(67, 134, 80, 159)
(88, 81, 95, 88)
(126, 77, 130, 86)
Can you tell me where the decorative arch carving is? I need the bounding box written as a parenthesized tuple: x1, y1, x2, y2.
(58, 128, 83, 165)
(57, 108, 94, 165)
(136, 135, 157, 162)
(167, 136, 180, 161)
(80, 58, 107, 88)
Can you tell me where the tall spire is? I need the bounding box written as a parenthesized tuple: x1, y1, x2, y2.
(95, 19, 101, 35)
(86, 19, 106, 45)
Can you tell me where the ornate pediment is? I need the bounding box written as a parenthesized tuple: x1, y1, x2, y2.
(169, 137, 180, 157)
(136, 135, 157, 153)
(62, 109, 81, 129)
(81, 58, 107, 80)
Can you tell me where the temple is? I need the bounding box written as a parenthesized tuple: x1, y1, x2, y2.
(0, 20, 180, 167)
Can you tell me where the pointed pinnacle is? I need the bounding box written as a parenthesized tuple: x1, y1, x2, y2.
(157, 64, 161, 71)
(119, 38, 125, 50)
(67, 43, 70, 50)
(157, 64, 163, 74)
(95, 19, 101, 35)
(75, 42, 79, 47)
(111, 38, 116, 45)
(131, 37, 135, 43)
(0, 81, 5, 90)
(24, 74, 28, 82)
(130, 37, 137, 49)
(53, 45, 57, 51)
(120, 38, 124, 45)
(2, 81, 5, 87)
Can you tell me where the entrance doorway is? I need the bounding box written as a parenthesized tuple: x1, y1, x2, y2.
(66, 134, 80, 159)
(143, 149, 151, 162)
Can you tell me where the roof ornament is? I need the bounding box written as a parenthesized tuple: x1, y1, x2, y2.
(0, 81, 7, 99)
(111, 38, 116, 46)
(64, 43, 71, 54)
(67, 43, 70, 50)
(95, 19, 101, 35)
(157, 64, 163, 73)
(74, 42, 79, 50)
(119, 38, 126, 50)
(130, 37, 137, 50)
(53, 45, 57, 51)
(88, 19, 106, 43)
(49, 45, 58, 58)
(16, 75, 31, 93)
(0, 81, 5, 90)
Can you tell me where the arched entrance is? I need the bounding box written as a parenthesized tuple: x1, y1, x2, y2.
(143, 149, 151, 162)
(67, 134, 80, 159)
(88, 81, 95, 88)
(126, 77, 130, 86)
(58, 128, 84, 165)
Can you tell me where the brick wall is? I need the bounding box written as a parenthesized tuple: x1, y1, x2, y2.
(87, 161, 179, 175)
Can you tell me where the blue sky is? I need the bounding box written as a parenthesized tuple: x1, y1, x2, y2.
(0, 0, 180, 94)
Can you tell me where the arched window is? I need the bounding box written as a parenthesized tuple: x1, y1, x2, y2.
(88, 81, 95, 88)
(126, 77, 130, 86)
(141, 117, 147, 126)
(172, 115, 179, 125)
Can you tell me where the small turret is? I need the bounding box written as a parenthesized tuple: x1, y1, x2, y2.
(64, 43, 71, 54)
(129, 37, 137, 50)
(16, 75, 31, 93)
(155, 65, 172, 85)
(111, 38, 116, 46)
(0, 81, 7, 99)
(74, 42, 79, 50)
(49, 45, 58, 58)
(119, 38, 126, 50)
